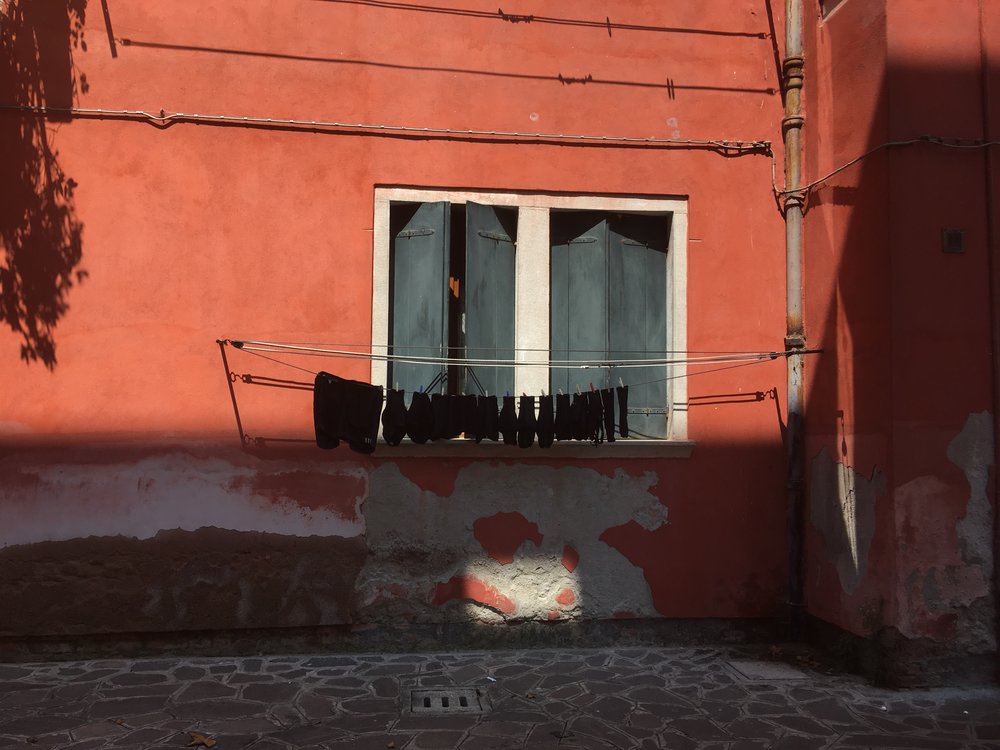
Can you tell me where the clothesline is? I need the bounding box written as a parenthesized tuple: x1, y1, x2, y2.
(217, 338, 821, 447)
(235, 345, 790, 390)
(226, 339, 817, 369)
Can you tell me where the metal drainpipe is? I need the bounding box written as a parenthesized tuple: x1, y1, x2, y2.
(783, 0, 807, 639)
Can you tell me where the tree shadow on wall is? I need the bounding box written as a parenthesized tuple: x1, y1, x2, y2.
(0, 0, 88, 369)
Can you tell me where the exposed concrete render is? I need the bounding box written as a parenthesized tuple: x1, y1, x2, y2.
(356, 463, 668, 623)
(809, 447, 884, 595)
(949, 411, 995, 577)
(0, 528, 367, 636)
(891, 412, 995, 651)
(0, 452, 368, 548)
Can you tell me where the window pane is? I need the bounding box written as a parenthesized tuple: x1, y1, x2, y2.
(608, 214, 670, 438)
(389, 201, 450, 396)
(464, 202, 517, 397)
(550, 211, 609, 397)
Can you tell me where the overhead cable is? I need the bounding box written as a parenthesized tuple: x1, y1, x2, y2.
(774, 135, 1000, 198)
(0, 104, 771, 152)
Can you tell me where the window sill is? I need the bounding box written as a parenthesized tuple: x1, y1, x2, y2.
(368, 439, 695, 459)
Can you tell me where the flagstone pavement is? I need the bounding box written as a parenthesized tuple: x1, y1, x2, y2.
(0, 646, 998, 749)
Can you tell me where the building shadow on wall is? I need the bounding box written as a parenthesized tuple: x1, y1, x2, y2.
(0, 0, 88, 369)
(805, 47, 1000, 683)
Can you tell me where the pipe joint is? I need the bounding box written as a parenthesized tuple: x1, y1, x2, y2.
(782, 56, 805, 89)
(781, 190, 807, 213)
(782, 114, 805, 133)
(784, 333, 806, 350)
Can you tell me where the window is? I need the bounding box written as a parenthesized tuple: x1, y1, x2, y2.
(372, 188, 689, 441)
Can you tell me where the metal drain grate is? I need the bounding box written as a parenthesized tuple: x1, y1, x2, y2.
(726, 659, 809, 681)
(410, 688, 486, 714)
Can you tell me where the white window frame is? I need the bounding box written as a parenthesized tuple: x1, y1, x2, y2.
(371, 187, 689, 441)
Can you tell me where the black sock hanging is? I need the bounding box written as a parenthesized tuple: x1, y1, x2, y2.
(600, 388, 616, 444)
(381, 388, 407, 446)
(477, 395, 500, 442)
(499, 395, 518, 445)
(460, 394, 478, 439)
(536, 394, 555, 448)
(554, 393, 573, 441)
(571, 393, 590, 441)
(406, 391, 433, 444)
(431, 393, 451, 440)
(517, 395, 537, 448)
(617, 385, 629, 438)
(587, 390, 604, 445)
(443, 394, 465, 439)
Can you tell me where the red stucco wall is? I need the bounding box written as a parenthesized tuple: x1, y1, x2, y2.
(803, 0, 998, 679)
(0, 1, 793, 638)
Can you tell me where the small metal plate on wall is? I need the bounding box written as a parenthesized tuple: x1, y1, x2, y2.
(942, 228, 965, 254)
(410, 688, 488, 713)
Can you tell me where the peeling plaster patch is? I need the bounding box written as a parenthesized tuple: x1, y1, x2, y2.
(241, 470, 366, 520)
(809, 447, 884, 594)
(358, 463, 667, 622)
(556, 587, 576, 606)
(432, 575, 517, 617)
(395, 461, 461, 497)
(561, 545, 580, 573)
(948, 411, 994, 575)
(473, 512, 543, 565)
(0, 455, 366, 547)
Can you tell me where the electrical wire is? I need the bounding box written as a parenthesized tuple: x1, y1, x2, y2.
(774, 135, 1000, 198)
(0, 104, 771, 151)
(628, 357, 775, 387)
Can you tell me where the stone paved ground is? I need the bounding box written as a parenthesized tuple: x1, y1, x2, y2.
(0, 646, 998, 749)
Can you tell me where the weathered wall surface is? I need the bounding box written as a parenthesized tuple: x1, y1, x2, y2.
(0, 0, 793, 643)
(803, 0, 998, 682)
(0, 443, 786, 638)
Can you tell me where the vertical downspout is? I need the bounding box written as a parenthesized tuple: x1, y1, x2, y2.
(978, 0, 1000, 683)
(783, 0, 807, 638)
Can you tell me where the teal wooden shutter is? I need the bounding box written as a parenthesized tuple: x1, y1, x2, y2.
(550, 212, 609, 397)
(464, 202, 517, 397)
(389, 201, 450, 395)
(608, 214, 670, 438)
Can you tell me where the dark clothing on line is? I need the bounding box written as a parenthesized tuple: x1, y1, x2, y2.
(571, 393, 590, 441)
(554, 392, 573, 441)
(381, 388, 407, 446)
(500, 395, 518, 445)
(617, 385, 629, 438)
(537, 394, 555, 448)
(460, 394, 478, 439)
(313, 371, 383, 454)
(517, 395, 537, 448)
(477, 395, 500, 443)
(601, 387, 616, 443)
(432, 393, 459, 440)
(406, 391, 433, 444)
(587, 390, 604, 445)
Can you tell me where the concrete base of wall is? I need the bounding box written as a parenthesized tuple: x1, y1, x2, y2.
(0, 618, 786, 664)
(804, 614, 998, 687)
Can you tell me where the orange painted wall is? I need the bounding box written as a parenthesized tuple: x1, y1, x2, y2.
(803, 0, 998, 673)
(0, 0, 795, 635)
(2, 0, 786, 441)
